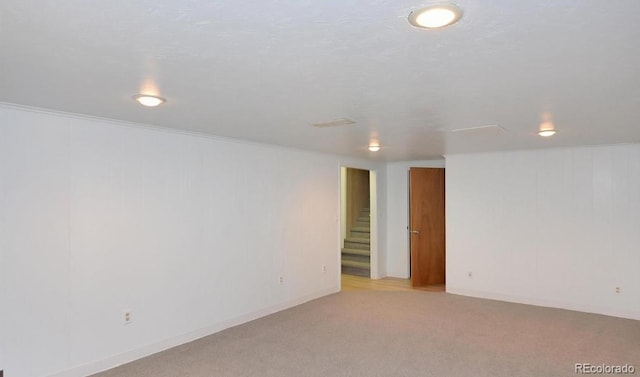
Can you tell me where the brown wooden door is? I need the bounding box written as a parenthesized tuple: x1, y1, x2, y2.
(409, 168, 445, 287)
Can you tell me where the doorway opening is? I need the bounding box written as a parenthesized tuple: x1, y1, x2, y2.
(340, 167, 375, 279)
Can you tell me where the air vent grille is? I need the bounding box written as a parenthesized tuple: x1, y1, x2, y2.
(312, 118, 356, 128)
(450, 124, 505, 135)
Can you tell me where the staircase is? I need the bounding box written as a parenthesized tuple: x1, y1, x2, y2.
(342, 208, 370, 277)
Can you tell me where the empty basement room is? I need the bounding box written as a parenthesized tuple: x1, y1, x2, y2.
(1, 1, 639, 377)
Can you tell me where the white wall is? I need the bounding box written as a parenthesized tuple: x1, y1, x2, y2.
(369, 170, 387, 279)
(340, 167, 347, 243)
(385, 160, 445, 278)
(0, 107, 9, 375)
(0, 105, 386, 377)
(446, 145, 640, 320)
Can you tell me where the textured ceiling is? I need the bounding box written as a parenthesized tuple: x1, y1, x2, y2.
(2, 0, 640, 161)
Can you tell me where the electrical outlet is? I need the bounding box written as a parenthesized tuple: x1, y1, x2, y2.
(123, 310, 132, 325)
(279, 276, 284, 285)
(615, 287, 621, 294)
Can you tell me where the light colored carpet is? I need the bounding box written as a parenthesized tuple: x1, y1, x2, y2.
(92, 291, 640, 377)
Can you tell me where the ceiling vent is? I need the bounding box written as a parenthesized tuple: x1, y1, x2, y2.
(312, 118, 356, 128)
(449, 124, 505, 136)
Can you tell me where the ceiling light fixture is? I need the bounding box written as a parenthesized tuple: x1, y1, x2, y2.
(133, 94, 166, 107)
(408, 3, 463, 29)
(368, 144, 381, 152)
(538, 130, 557, 137)
(538, 120, 557, 137)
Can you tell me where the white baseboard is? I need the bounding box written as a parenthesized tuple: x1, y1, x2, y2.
(386, 271, 409, 279)
(446, 287, 640, 321)
(49, 286, 339, 377)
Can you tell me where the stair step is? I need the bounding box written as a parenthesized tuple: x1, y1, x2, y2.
(344, 242, 369, 250)
(341, 259, 370, 269)
(342, 253, 369, 262)
(345, 237, 370, 244)
(342, 265, 370, 277)
(342, 247, 370, 256)
(344, 238, 370, 249)
(355, 221, 369, 227)
(351, 226, 370, 232)
(350, 229, 370, 238)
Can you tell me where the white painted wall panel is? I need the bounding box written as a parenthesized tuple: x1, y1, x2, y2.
(446, 145, 640, 319)
(0, 109, 5, 373)
(0, 111, 72, 377)
(0, 105, 386, 377)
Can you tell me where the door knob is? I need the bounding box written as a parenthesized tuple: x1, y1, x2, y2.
(410, 229, 420, 234)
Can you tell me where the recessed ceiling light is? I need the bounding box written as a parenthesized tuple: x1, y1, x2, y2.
(133, 94, 166, 107)
(538, 130, 557, 137)
(408, 3, 463, 29)
(368, 144, 381, 152)
(538, 120, 557, 137)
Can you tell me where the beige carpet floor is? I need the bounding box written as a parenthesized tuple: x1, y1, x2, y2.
(92, 291, 640, 377)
